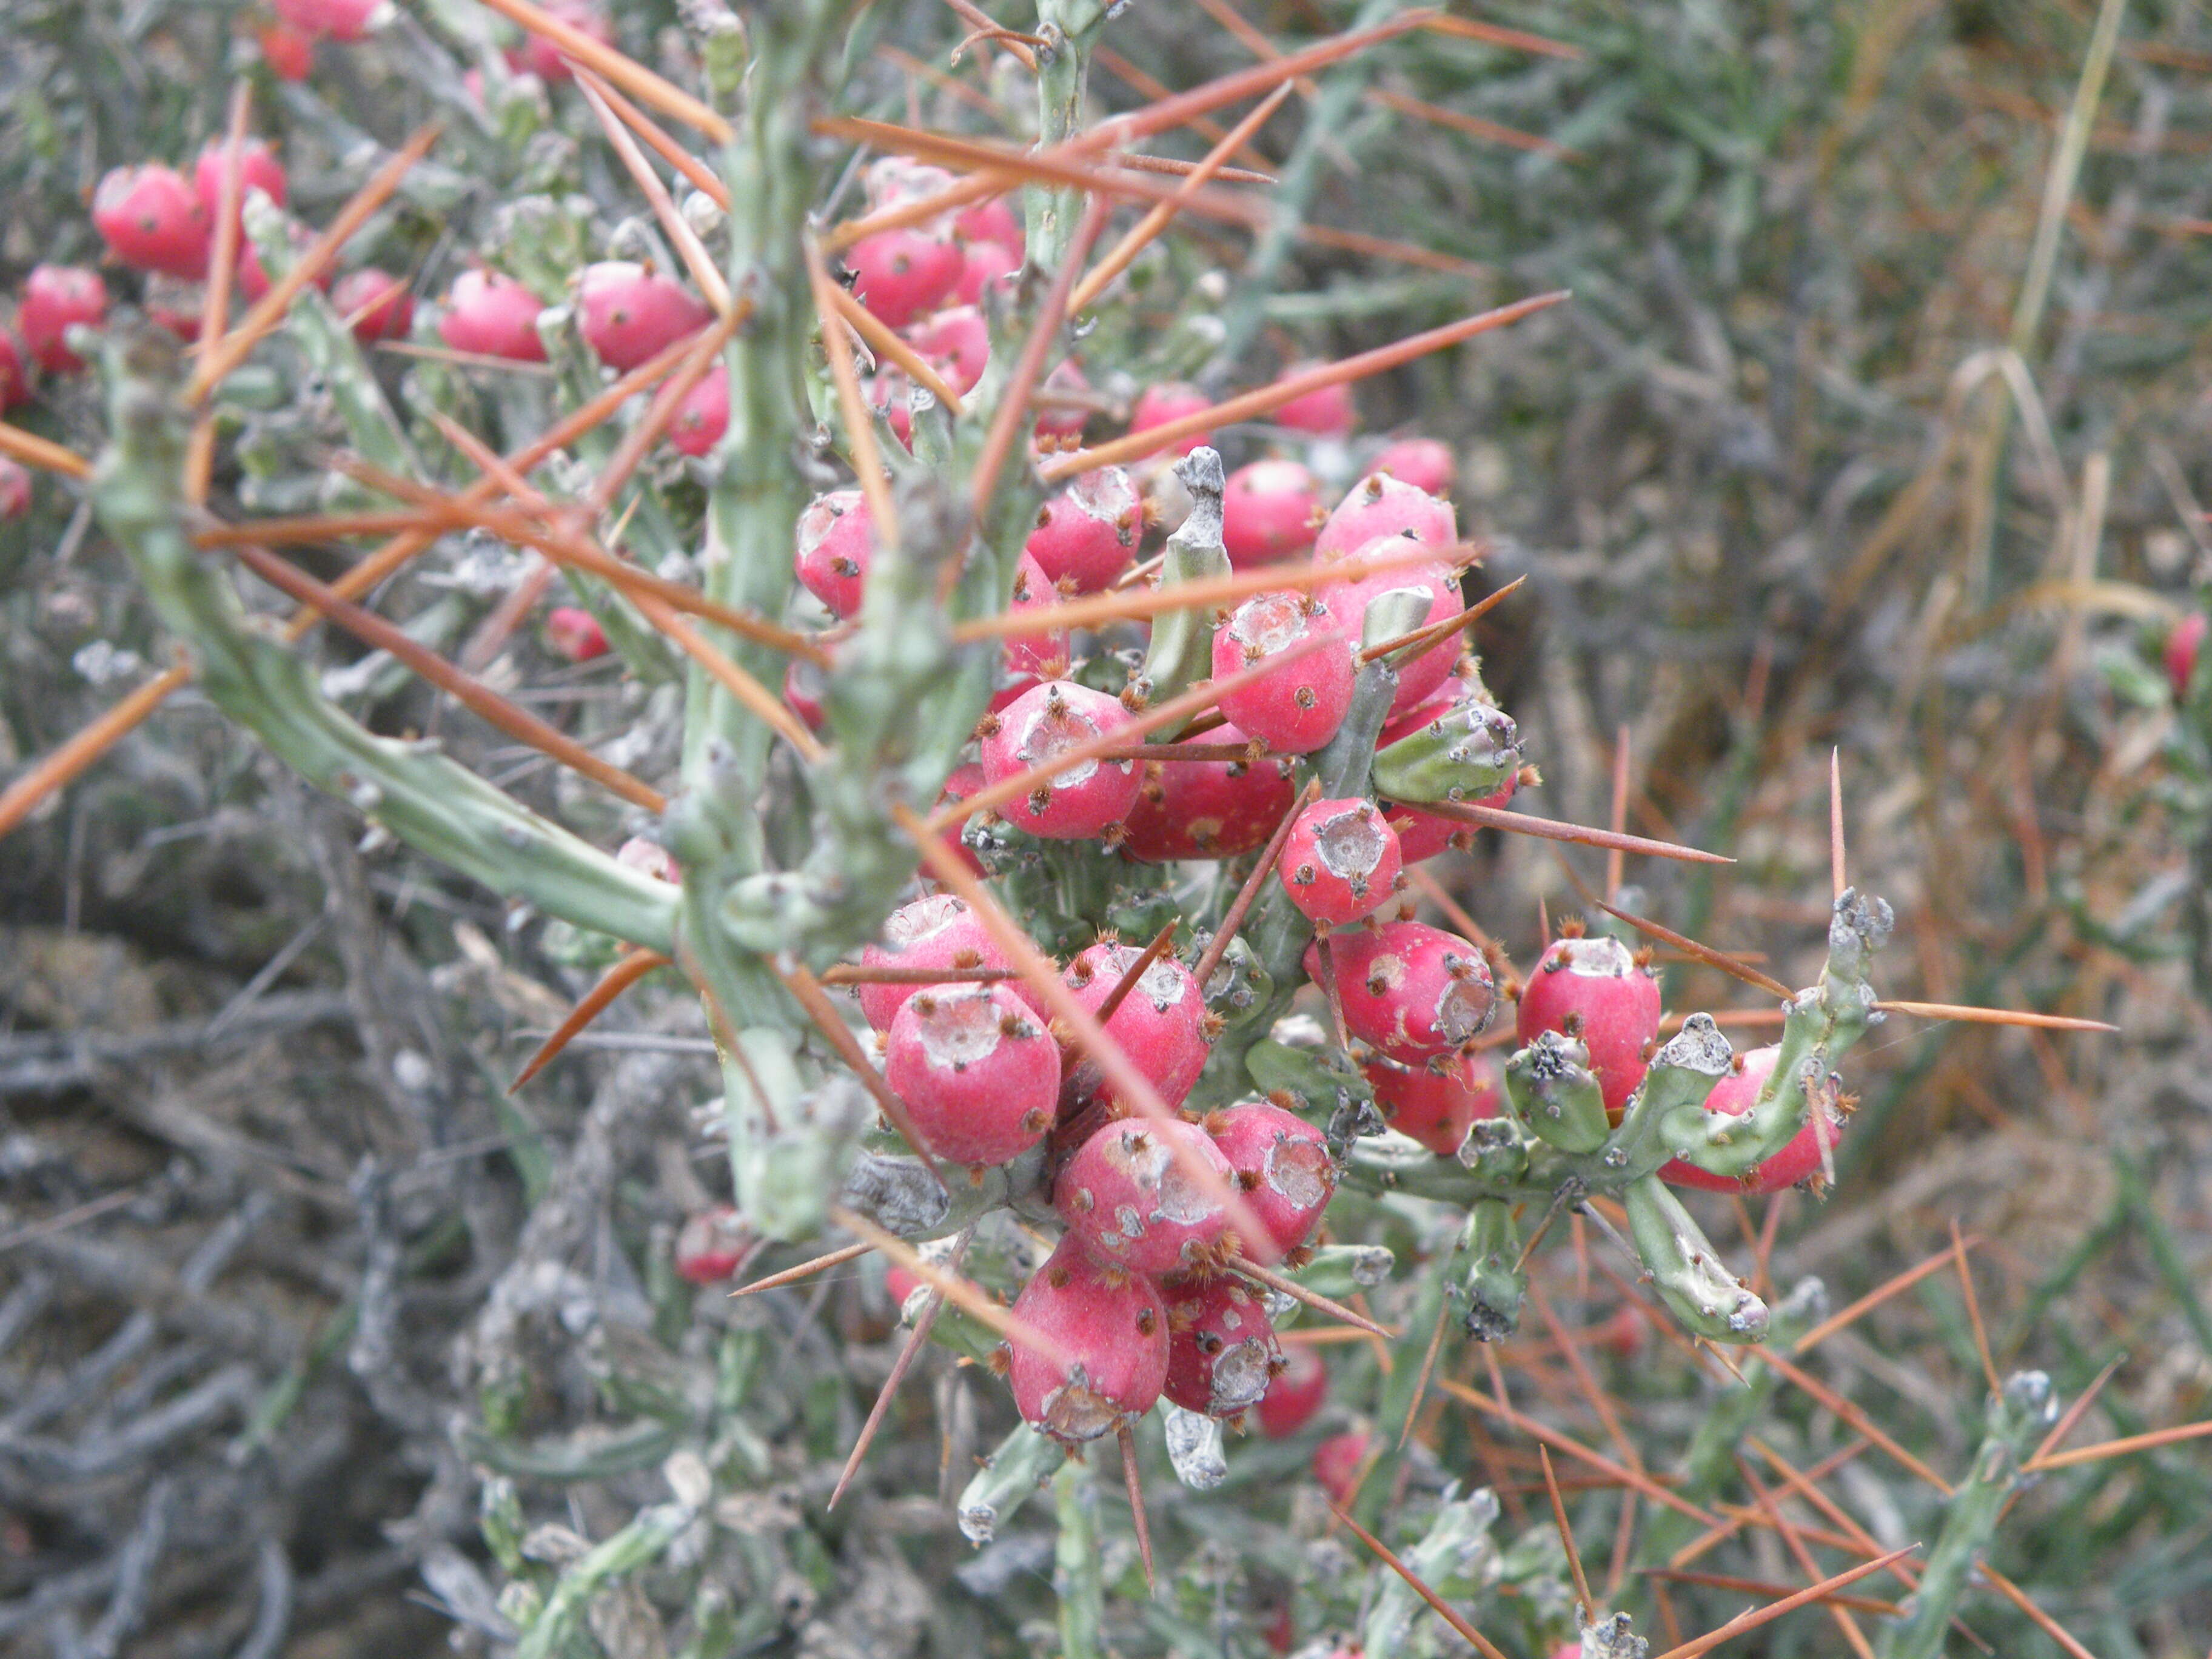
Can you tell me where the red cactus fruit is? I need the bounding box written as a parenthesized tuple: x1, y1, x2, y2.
(545, 606, 607, 662)
(0, 329, 27, 411)
(980, 680, 1142, 840)
(329, 267, 414, 343)
(512, 0, 612, 81)
(1370, 437, 1454, 495)
(930, 762, 991, 879)
(273, 0, 384, 41)
(1024, 466, 1142, 593)
(1383, 774, 1516, 864)
(1362, 1048, 1503, 1155)
(996, 550, 1072, 709)
(1007, 1236, 1170, 1443)
(192, 138, 289, 222)
(951, 239, 1019, 307)
(863, 157, 958, 213)
(1255, 1342, 1327, 1438)
(259, 21, 317, 78)
(0, 457, 30, 520)
(953, 193, 1024, 258)
(668, 362, 729, 457)
(1660, 1045, 1846, 1193)
(907, 304, 990, 396)
(1128, 380, 1213, 458)
(1222, 458, 1323, 568)
(884, 1264, 923, 1311)
(857, 894, 1007, 1031)
(1279, 796, 1403, 927)
(1211, 591, 1355, 755)
(92, 165, 210, 280)
(1319, 549, 1463, 714)
(2168, 612, 2207, 700)
(1270, 364, 1355, 437)
(1122, 721, 1294, 863)
(885, 982, 1060, 1168)
(1061, 940, 1213, 1113)
(1515, 933, 1662, 1114)
(1314, 471, 1456, 561)
(1057, 1117, 1236, 1275)
(18, 266, 107, 375)
(1600, 1301, 1651, 1361)
(845, 227, 962, 329)
(794, 488, 876, 619)
(1314, 922, 1497, 1059)
(1162, 1275, 1284, 1418)
(575, 261, 712, 371)
(1207, 1099, 1335, 1260)
(1310, 1430, 1371, 1504)
(673, 1206, 748, 1284)
(1033, 358, 1092, 444)
(438, 270, 547, 361)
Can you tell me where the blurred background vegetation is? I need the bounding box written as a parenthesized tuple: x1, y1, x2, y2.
(1, 0, 2208, 1654)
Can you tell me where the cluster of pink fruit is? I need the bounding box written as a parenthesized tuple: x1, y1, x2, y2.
(256, 0, 613, 85)
(0, 135, 414, 424)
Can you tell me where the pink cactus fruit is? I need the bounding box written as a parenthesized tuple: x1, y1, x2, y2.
(1211, 591, 1355, 755)
(1514, 932, 1662, 1114)
(1660, 1044, 1847, 1194)
(1122, 722, 1294, 863)
(1319, 549, 1464, 714)
(1060, 940, 1213, 1114)
(260, 21, 317, 78)
(512, 0, 613, 81)
(905, 304, 990, 397)
(783, 656, 826, 733)
(1279, 796, 1403, 927)
(794, 488, 875, 619)
(1370, 437, 1454, 496)
(273, 0, 384, 41)
(1221, 458, 1322, 568)
(884, 982, 1060, 1168)
(1314, 471, 1457, 561)
(1313, 921, 1497, 1060)
(1362, 1048, 1503, 1156)
(845, 227, 962, 329)
(863, 157, 958, 213)
(545, 606, 607, 662)
(614, 836, 679, 883)
(1270, 363, 1355, 437)
(1310, 1430, 1371, 1504)
(980, 680, 1142, 840)
(1162, 1275, 1284, 1418)
(1206, 1099, 1336, 1261)
(1056, 1116, 1236, 1275)
(2168, 612, 2207, 700)
(1024, 466, 1142, 593)
(1255, 1342, 1328, 1438)
(92, 165, 211, 280)
(1128, 380, 1213, 458)
(667, 361, 729, 457)
(1005, 1235, 1169, 1444)
(673, 1206, 749, 1284)
(856, 894, 1007, 1031)
(952, 239, 1020, 307)
(953, 193, 1024, 259)
(18, 266, 107, 374)
(1384, 777, 1517, 863)
(575, 261, 712, 371)
(192, 138, 289, 222)
(1033, 358, 1093, 444)
(438, 270, 547, 361)
(995, 550, 1072, 709)
(329, 267, 414, 343)
(236, 220, 330, 304)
